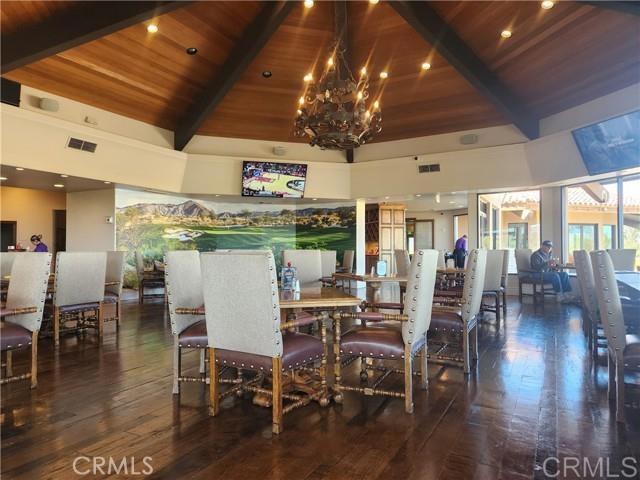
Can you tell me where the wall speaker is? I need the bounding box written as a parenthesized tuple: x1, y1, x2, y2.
(460, 133, 478, 145)
(39, 98, 60, 112)
(273, 146, 287, 156)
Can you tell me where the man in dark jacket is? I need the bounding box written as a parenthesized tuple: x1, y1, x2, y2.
(531, 240, 571, 296)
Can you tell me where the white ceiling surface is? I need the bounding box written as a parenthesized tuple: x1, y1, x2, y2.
(405, 193, 468, 212)
(0, 165, 112, 192)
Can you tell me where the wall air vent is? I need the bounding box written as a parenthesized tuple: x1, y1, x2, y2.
(67, 137, 97, 153)
(418, 163, 441, 173)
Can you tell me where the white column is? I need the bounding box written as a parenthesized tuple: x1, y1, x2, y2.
(540, 187, 563, 259)
(467, 193, 479, 248)
(355, 198, 366, 276)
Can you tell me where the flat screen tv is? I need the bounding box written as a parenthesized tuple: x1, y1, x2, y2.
(572, 110, 640, 175)
(241, 161, 307, 198)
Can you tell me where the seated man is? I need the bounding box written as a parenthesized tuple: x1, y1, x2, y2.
(530, 240, 572, 299)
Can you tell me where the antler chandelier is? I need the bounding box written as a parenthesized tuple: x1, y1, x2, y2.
(294, 4, 382, 150)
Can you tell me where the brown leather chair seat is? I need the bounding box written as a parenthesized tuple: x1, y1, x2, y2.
(178, 319, 207, 348)
(340, 326, 405, 359)
(103, 293, 119, 304)
(1, 322, 32, 351)
(624, 334, 640, 370)
(59, 302, 100, 314)
(215, 332, 323, 372)
(428, 309, 463, 333)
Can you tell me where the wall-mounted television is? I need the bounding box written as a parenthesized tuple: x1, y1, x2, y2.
(241, 161, 307, 198)
(572, 110, 640, 176)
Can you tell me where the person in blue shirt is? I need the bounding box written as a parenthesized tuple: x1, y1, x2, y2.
(453, 234, 467, 268)
(30, 234, 49, 252)
(530, 240, 571, 297)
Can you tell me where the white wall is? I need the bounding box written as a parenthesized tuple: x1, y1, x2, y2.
(405, 208, 467, 251)
(66, 189, 115, 251)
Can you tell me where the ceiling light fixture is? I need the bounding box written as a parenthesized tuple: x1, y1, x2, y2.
(541, 0, 554, 9)
(60, 174, 69, 178)
(369, 0, 379, 4)
(294, 4, 382, 151)
(379, 71, 388, 79)
(0, 177, 7, 181)
(421, 62, 431, 71)
(501, 30, 512, 39)
(186, 47, 198, 55)
(435, 193, 441, 203)
(304, 0, 314, 8)
(104, 181, 111, 184)
(15, 167, 24, 171)
(53, 184, 65, 188)
(262, 70, 273, 78)
(147, 24, 158, 33)
(415, 194, 422, 197)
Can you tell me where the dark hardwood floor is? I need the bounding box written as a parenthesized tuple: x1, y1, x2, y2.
(2, 292, 640, 479)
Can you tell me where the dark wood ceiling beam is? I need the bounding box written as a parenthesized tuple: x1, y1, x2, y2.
(581, 1, 640, 16)
(1, 2, 191, 73)
(174, 1, 295, 151)
(390, 1, 539, 140)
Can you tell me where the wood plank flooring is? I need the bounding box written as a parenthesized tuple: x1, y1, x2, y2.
(2, 293, 639, 479)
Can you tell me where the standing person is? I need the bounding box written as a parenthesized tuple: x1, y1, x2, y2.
(453, 234, 467, 269)
(530, 240, 571, 300)
(30, 234, 48, 252)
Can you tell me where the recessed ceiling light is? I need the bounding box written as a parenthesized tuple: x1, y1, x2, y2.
(415, 194, 422, 197)
(103, 181, 111, 184)
(541, 0, 554, 9)
(215, 194, 220, 197)
(147, 24, 158, 34)
(312, 198, 318, 201)
(15, 167, 24, 171)
(501, 30, 512, 39)
(384, 196, 390, 200)
(421, 62, 431, 71)
(449, 201, 455, 204)
(304, 0, 314, 8)
(369, 0, 379, 4)
(186, 47, 198, 55)
(60, 174, 69, 178)
(0, 177, 7, 181)
(379, 71, 388, 79)
(262, 70, 272, 78)
(53, 184, 65, 188)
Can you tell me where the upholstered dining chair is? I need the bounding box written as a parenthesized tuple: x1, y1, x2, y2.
(481, 250, 505, 323)
(515, 248, 555, 305)
(0, 251, 17, 278)
(1, 253, 51, 388)
(165, 250, 208, 395)
(320, 250, 337, 286)
(135, 251, 165, 304)
(394, 249, 410, 304)
(428, 249, 487, 374)
(333, 249, 438, 413)
(591, 250, 640, 423)
(282, 249, 323, 286)
(337, 250, 354, 273)
(52, 252, 106, 347)
(104, 251, 125, 327)
(607, 249, 637, 272)
(202, 250, 325, 434)
(500, 249, 510, 316)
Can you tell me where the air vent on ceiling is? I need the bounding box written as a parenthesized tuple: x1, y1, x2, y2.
(418, 163, 441, 173)
(67, 137, 97, 153)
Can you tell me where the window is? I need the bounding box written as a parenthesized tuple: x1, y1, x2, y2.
(478, 190, 540, 273)
(622, 175, 640, 270)
(568, 224, 597, 253)
(602, 224, 616, 250)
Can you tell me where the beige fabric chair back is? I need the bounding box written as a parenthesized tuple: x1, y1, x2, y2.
(53, 252, 106, 307)
(282, 249, 322, 285)
(573, 250, 598, 320)
(461, 249, 487, 323)
(500, 250, 510, 289)
(1, 252, 18, 277)
(105, 251, 125, 297)
(342, 250, 354, 272)
(5, 253, 51, 332)
(165, 250, 203, 336)
(321, 250, 337, 277)
(402, 249, 438, 347)
(606, 249, 636, 271)
(201, 251, 282, 358)
(591, 250, 627, 352)
(515, 249, 533, 276)
(483, 250, 504, 291)
(437, 250, 446, 269)
(394, 249, 411, 277)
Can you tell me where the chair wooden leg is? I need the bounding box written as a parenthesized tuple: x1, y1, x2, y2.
(139, 280, 144, 304)
(116, 300, 122, 328)
(502, 290, 507, 316)
(473, 324, 479, 362)
(420, 337, 428, 390)
(208, 348, 219, 416)
(518, 281, 522, 302)
(272, 357, 283, 434)
(615, 361, 625, 423)
(5, 350, 13, 377)
(607, 352, 616, 399)
(462, 327, 471, 374)
(54, 306, 60, 347)
(199, 348, 206, 374)
(98, 303, 104, 339)
(495, 294, 501, 322)
(173, 339, 181, 395)
(30, 331, 38, 389)
(404, 346, 414, 413)
(333, 316, 343, 404)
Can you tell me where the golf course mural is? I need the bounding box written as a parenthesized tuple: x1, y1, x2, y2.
(115, 189, 356, 287)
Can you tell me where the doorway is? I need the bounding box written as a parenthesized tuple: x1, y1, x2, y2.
(1, 221, 17, 251)
(406, 218, 434, 254)
(53, 210, 66, 252)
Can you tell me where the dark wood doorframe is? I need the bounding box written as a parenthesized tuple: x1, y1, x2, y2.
(53, 210, 66, 253)
(1, 221, 17, 252)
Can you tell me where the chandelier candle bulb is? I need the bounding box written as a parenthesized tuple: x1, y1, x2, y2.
(304, 73, 313, 82)
(298, 96, 305, 105)
(379, 71, 388, 79)
(360, 66, 367, 76)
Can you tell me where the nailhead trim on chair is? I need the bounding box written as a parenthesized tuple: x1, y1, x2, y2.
(340, 348, 405, 359)
(3, 340, 33, 351)
(215, 353, 322, 372)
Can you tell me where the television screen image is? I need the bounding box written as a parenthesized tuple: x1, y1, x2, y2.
(241, 161, 308, 198)
(572, 110, 640, 176)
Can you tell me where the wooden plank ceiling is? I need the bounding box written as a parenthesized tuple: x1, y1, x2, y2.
(1, 1, 638, 147)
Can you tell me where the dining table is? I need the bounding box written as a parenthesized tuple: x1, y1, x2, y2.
(616, 271, 640, 302)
